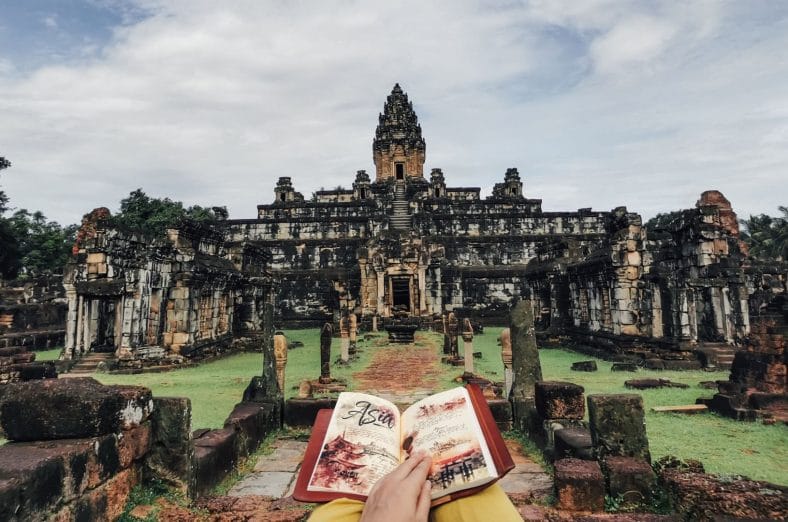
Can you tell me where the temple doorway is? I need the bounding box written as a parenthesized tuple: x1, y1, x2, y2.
(391, 276, 412, 314)
(395, 163, 405, 180)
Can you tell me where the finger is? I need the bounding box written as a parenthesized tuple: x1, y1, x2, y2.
(415, 480, 432, 521)
(405, 452, 432, 480)
(391, 450, 428, 480)
(399, 454, 433, 499)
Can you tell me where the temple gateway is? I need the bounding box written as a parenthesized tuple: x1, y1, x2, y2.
(64, 84, 771, 365)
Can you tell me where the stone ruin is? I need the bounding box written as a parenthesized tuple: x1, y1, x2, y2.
(0, 366, 283, 520)
(63, 208, 273, 368)
(0, 276, 65, 384)
(700, 294, 787, 422)
(497, 302, 787, 519)
(0, 275, 66, 351)
(40, 83, 783, 373)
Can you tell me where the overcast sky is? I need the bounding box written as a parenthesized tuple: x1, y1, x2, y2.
(0, 0, 786, 226)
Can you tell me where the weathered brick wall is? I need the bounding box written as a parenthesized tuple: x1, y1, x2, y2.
(0, 378, 281, 520)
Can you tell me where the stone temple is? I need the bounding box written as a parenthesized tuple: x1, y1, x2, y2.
(58, 83, 780, 367)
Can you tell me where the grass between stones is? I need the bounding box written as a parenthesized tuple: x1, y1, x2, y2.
(92, 327, 785, 485)
(33, 347, 62, 361)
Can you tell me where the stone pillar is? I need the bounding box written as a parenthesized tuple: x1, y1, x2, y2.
(260, 301, 279, 397)
(510, 300, 542, 400)
(500, 328, 513, 398)
(372, 314, 378, 332)
(434, 265, 443, 315)
(442, 313, 451, 355)
(64, 289, 78, 359)
(418, 267, 427, 313)
(320, 322, 333, 383)
(721, 287, 733, 342)
(376, 272, 385, 315)
(148, 397, 195, 498)
(447, 312, 459, 357)
(88, 298, 99, 347)
(587, 394, 650, 463)
(118, 293, 137, 358)
(339, 313, 350, 362)
(273, 331, 288, 395)
(349, 313, 358, 356)
(462, 318, 474, 373)
(82, 298, 91, 355)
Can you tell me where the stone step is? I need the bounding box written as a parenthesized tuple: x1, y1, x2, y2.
(68, 352, 116, 374)
(78, 354, 114, 361)
(652, 404, 708, 414)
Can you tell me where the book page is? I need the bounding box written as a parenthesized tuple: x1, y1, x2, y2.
(307, 392, 402, 497)
(401, 387, 498, 499)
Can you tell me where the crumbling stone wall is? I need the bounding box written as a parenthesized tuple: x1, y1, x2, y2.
(644, 192, 750, 346)
(0, 377, 281, 520)
(64, 210, 272, 362)
(0, 276, 67, 350)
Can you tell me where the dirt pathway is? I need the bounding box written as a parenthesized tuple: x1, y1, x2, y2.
(352, 332, 444, 405)
(151, 334, 557, 521)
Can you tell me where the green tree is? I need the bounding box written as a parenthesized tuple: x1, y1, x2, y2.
(0, 156, 21, 278)
(7, 209, 77, 276)
(112, 188, 217, 237)
(0, 157, 9, 213)
(740, 206, 788, 261)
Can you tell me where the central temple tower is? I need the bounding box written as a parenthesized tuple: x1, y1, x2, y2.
(372, 83, 426, 182)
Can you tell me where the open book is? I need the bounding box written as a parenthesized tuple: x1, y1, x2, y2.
(293, 385, 514, 506)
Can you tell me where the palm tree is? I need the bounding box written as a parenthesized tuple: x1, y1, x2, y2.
(740, 206, 788, 261)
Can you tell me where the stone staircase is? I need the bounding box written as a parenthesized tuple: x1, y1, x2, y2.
(66, 351, 116, 375)
(389, 182, 412, 231)
(697, 342, 736, 370)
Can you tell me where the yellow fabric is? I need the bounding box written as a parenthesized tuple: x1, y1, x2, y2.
(308, 484, 522, 522)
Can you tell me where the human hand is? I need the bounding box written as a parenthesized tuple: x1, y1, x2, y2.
(360, 450, 432, 522)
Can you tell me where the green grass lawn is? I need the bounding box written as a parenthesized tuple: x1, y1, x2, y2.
(94, 327, 786, 485)
(94, 329, 383, 430)
(35, 347, 63, 361)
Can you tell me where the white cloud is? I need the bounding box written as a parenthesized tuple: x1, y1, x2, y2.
(590, 16, 677, 74)
(0, 0, 786, 226)
(43, 15, 58, 29)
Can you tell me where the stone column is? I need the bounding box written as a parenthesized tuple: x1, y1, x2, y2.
(273, 331, 288, 395)
(88, 298, 99, 347)
(721, 287, 733, 342)
(510, 300, 542, 400)
(500, 328, 513, 397)
(372, 314, 378, 332)
(448, 312, 459, 358)
(349, 313, 358, 356)
(320, 322, 333, 383)
(64, 289, 78, 359)
(442, 313, 451, 355)
(118, 293, 136, 358)
(434, 266, 443, 314)
(462, 318, 474, 373)
(82, 298, 91, 355)
(339, 313, 350, 362)
(260, 301, 279, 397)
(376, 272, 386, 315)
(418, 267, 427, 313)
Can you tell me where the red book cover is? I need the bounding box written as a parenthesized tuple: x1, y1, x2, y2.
(293, 384, 515, 506)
